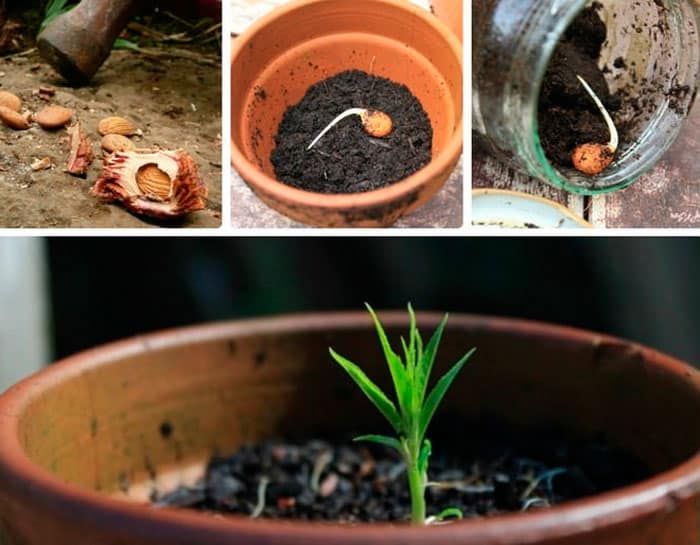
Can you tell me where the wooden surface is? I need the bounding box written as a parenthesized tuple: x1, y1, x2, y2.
(472, 95, 700, 228)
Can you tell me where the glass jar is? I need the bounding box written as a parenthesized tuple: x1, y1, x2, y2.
(473, 0, 700, 194)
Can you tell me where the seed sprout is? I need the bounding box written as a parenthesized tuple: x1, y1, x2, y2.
(571, 74, 619, 176)
(250, 476, 270, 518)
(310, 449, 333, 493)
(521, 498, 550, 511)
(329, 304, 476, 525)
(307, 108, 393, 150)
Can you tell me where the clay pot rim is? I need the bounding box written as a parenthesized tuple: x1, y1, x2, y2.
(230, 0, 463, 211)
(1, 312, 700, 544)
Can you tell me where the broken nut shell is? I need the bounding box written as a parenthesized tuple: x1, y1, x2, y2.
(98, 116, 138, 136)
(101, 134, 136, 153)
(572, 143, 614, 176)
(0, 91, 21, 113)
(66, 122, 94, 177)
(360, 110, 393, 138)
(35, 106, 73, 130)
(31, 157, 53, 171)
(0, 106, 31, 130)
(91, 150, 207, 219)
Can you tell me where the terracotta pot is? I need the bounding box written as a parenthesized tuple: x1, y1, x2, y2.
(431, 0, 462, 43)
(230, 0, 463, 227)
(2, 312, 700, 544)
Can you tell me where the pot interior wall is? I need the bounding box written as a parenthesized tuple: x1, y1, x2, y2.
(14, 316, 700, 503)
(231, 0, 462, 179)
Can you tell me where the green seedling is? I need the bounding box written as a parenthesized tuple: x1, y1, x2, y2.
(329, 304, 476, 525)
(41, 0, 78, 31)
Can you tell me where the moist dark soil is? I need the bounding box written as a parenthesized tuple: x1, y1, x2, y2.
(271, 70, 432, 194)
(155, 425, 650, 523)
(538, 4, 622, 169)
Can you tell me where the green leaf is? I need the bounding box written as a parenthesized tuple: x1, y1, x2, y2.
(436, 507, 463, 521)
(354, 434, 402, 452)
(418, 438, 432, 474)
(41, 0, 76, 30)
(415, 313, 449, 404)
(414, 319, 424, 367)
(114, 38, 140, 51)
(406, 303, 418, 376)
(365, 304, 412, 417)
(400, 336, 413, 375)
(329, 348, 403, 433)
(419, 348, 476, 441)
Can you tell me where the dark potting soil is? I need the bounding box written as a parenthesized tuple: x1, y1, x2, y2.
(270, 70, 433, 194)
(538, 4, 622, 169)
(154, 425, 650, 523)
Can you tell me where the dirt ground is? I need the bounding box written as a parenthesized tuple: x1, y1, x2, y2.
(0, 35, 221, 228)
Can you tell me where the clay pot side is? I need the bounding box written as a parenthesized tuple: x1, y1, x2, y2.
(231, 0, 463, 227)
(2, 313, 700, 544)
(431, 0, 462, 43)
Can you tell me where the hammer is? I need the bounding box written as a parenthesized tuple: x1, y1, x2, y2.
(37, 0, 140, 86)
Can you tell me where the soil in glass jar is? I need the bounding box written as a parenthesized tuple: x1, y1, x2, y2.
(270, 70, 432, 194)
(154, 419, 650, 522)
(538, 3, 623, 169)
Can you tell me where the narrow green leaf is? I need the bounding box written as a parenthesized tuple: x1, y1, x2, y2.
(406, 303, 418, 376)
(365, 304, 412, 417)
(415, 313, 449, 404)
(329, 347, 403, 433)
(354, 434, 402, 452)
(414, 321, 424, 367)
(419, 348, 476, 441)
(436, 507, 463, 521)
(418, 438, 432, 474)
(41, 0, 75, 30)
(401, 336, 413, 375)
(114, 38, 140, 51)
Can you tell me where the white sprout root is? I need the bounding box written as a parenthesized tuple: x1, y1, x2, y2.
(310, 449, 333, 493)
(307, 108, 393, 150)
(576, 75, 618, 152)
(571, 75, 619, 176)
(425, 516, 452, 526)
(250, 476, 270, 518)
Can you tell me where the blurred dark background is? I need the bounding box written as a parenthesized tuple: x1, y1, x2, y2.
(44, 237, 698, 367)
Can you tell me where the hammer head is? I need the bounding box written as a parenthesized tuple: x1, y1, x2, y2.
(37, 0, 139, 86)
(37, 31, 109, 87)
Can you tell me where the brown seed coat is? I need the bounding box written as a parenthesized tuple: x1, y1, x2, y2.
(572, 143, 614, 176)
(0, 91, 21, 113)
(101, 134, 136, 153)
(35, 106, 73, 130)
(136, 164, 172, 199)
(0, 106, 31, 130)
(98, 116, 138, 136)
(361, 110, 393, 138)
